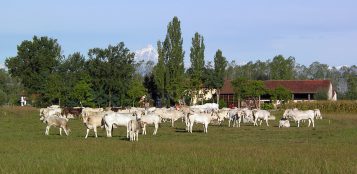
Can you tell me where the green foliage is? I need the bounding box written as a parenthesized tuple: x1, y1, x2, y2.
(269, 55, 295, 80)
(213, 49, 227, 89)
(314, 89, 328, 100)
(70, 79, 95, 107)
(189, 32, 205, 91)
(261, 103, 274, 110)
(87, 42, 135, 107)
(270, 86, 292, 103)
(218, 99, 227, 109)
(0, 69, 24, 105)
(153, 17, 185, 106)
(232, 78, 266, 108)
(5, 36, 62, 96)
(127, 76, 147, 107)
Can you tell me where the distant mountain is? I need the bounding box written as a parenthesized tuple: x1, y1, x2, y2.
(134, 44, 158, 63)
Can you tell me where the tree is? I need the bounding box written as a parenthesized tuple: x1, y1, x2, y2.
(165, 16, 185, 105)
(231, 77, 249, 108)
(270, 55, 295, 80)
(5, 36, 62, 105)
(70, 78, 94, 107)
(127, 76, 147, 107)
(87, 42, 135, 107)
(59, 52, 88, 106)
(0, 69, 24, 105)
(153, 16, 185, 106)
(153, 41, 166, 106)
(189, 32, 205, 103)
(270, 86, 292, 104)
(214, 49, 227, 104)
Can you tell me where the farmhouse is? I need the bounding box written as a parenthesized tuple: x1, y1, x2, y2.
(220, 79, 337, 107)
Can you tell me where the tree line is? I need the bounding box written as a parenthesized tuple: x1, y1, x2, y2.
(1, 16, 356, 107)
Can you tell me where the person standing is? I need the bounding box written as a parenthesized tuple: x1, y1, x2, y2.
(20, 96, 26, 106)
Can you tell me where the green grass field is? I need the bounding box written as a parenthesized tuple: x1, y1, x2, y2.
(0, 106, 356, 174)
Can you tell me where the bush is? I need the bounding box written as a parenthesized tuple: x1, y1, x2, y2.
(261, 103, 274, 110)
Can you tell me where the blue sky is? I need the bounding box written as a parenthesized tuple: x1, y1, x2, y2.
(1, 0, 356, 69)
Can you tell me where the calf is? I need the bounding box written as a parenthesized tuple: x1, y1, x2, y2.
(41, 115, 70, 136)
(278, 117, 290, 128)
(82, 113, 105, 138)
(139, 114, 161, 135)
(128, 120, 141, 141)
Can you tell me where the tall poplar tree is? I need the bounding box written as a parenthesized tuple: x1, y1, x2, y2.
(189, 32, 205, 103)
(157, 16, 185, 106)
(214, 49, 227, 104)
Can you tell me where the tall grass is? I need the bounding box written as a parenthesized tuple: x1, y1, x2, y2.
(0, 106, 356, 173)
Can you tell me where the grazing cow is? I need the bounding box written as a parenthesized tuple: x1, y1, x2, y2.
(228, 109, 243, 127)
(40, 115, 70, 136)
(278, 117, 290, 128)
(283, 109, 315, 127)
(82, 113, 105, 138)
(241, 109, 255, 124)
(139, 114, 161, 135)
(128, 120, 141, 141)
(61, 107, 83, 119)
(314, 109, 322, 119)
(252, 109, 270, 126)
(187, 112, 220, 133)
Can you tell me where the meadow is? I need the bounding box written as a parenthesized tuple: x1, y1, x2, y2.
(0, 106, 356, 174)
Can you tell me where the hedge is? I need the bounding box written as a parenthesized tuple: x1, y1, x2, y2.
(281, 100, 357, 113)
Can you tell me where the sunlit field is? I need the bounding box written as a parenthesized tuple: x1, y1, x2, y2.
(0, 106, 356, 174)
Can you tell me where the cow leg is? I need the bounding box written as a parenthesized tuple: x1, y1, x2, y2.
(153, 123, 158, 135)
(63, 127, 69, 136)
(45, 125, 50, 135)
(259, 119, 262, 126)
(94, 127, 98, 138)
(297, 120, 300, 127)
(266, 119, 269, 127)
(59, 127, 62, 136)
(85, 129, 90, 139)
(312, 119, 315, 127)
(308, 119, 311, 127)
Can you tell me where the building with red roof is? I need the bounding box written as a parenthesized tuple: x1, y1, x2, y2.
(220, 79, 337, 107)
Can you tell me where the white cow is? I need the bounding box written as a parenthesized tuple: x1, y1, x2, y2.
(283, 109, 315, 127)
(103, 112, 137, 138)
(40, 115, 70, 136)
(187, 112, 220, 133)
(139, 114, 161, 135)
(128, 120, 141, 141)
(82, 113, 105, 138)
(228, 109, 243, 127)
(314, 109, 322, 119)
(252, 109, 270, 126)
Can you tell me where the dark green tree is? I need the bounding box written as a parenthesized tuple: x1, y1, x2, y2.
(153, 41, 166, 105)
(214, 49, 227, 104)
(269, 55, 295, 80)
(189, 32, 205, 102)
(87, 42, 135, 107)
(5, 36, 62, 105)
(165, 16, 185, 105)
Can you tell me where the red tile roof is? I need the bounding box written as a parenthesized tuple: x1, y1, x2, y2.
(220, 79, 331, 94)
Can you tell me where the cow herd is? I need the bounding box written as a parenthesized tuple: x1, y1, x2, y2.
(39, 103, 322, 141)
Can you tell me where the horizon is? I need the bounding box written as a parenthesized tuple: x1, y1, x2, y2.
(1, 0, 357, 69)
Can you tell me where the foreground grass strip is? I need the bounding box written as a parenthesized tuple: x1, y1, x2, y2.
(0, 106, 356, 173)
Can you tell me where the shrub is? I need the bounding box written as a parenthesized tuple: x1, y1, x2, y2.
(261, 103, 274, 110)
